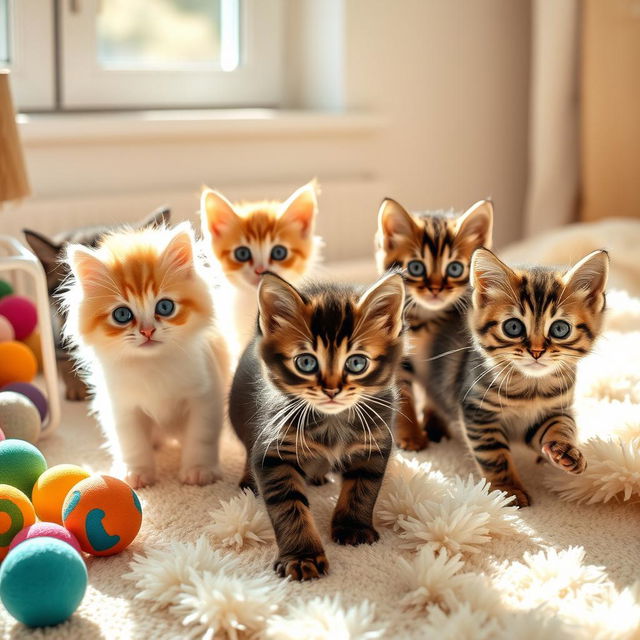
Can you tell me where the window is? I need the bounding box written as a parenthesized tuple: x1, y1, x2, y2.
(2, 0, 283, 111)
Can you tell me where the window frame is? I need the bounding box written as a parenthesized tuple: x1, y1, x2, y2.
(58, 0, 284, 110)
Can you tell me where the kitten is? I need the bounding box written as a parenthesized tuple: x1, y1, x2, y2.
(200, 182, 322, 356)
(229, 272, 405, 580)
(63, 222, 226, 489)
(427, 248, 609, 507)
(376, 198, 493, 450)
(23, 206, 171, 401)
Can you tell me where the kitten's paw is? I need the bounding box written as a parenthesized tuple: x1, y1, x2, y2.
(495, 484, 531, 508)
(274, 553, 329, 581)
(331, 523, 380, 546)
(542, 441, 587, 474)
(180, 465, 221, 486)
(397, 431, 429, 451)
(125, 468, 156, 489)
(65, 378, 89, 402)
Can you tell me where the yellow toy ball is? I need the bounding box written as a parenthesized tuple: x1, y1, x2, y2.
(62, 475, 142, 556)
(32, 465, 91, 525)
(0, 484, 36, 561)
(21, 331, 43, 372)
(0, 342, 37, 387)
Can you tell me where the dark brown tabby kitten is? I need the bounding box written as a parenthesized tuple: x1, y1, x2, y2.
(23, 206, 170, 400)
(376, 198, 493, 451)
(229, 272, 405, 580)
(426, 248, 609, 507)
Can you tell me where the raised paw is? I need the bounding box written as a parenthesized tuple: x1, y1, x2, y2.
(542, 441, 587, 474)
(331, 523, 380, 546)
(274, 553, 329, 581)
(125, 468, 156, 489)
(495, 484, 531, 508)
(180, 465, 221, 486)
(397, 430, 429, 451)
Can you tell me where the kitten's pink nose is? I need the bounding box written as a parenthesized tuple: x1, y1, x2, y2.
(528, 348, 545, 360)
(140, 327, 156, 340)
(254, 266, 266, 275)
(322, 388, 340, 399)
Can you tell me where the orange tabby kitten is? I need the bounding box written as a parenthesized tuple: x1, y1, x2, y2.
(200, 182, 322, 355)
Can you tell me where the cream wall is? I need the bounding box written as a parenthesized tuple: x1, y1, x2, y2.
(3, 1, 531, 258)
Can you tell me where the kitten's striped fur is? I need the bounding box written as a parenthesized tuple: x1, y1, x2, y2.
(426, 248, 609, 506)
(376, 198, 493, 450)
(229, 272, 405, 580)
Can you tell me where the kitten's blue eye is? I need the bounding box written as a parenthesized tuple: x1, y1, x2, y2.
(502, 318, 525, 338)
(270, 245, 288, 261)
(234, 246, 252, 262)
(549, 320, 571, 339)
(295, 353, 318, 374)
(112, 306, 133, 324)
(155, 298, 175, 317)
(446, 261, 464, 278)
(407, 260, 425, 277)
(345, 355, 369, 374)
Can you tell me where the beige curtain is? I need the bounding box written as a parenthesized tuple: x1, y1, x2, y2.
(522, 0, 580, 237)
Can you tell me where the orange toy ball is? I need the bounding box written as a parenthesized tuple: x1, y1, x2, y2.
(0, 484, 36, 561)
(62, 475, 142, 556)
(0, 342, 37, 387)
(32, 465, 91, 525)
(21, 332, 42, 372)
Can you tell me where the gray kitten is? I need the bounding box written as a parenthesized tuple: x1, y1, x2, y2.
(23, 206, 170, 400)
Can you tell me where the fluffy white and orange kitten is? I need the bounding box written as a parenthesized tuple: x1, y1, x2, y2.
(200, 182, 322, 357)
(63, 223, 227, 489)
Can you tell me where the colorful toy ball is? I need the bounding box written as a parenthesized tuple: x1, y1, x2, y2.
(62, 475, 142, 556)
(0, 341, 37, 387)
(9, 522, 82, 555)
(21, 330, 43, 371)
(0, 315, 14, 342)
(1, 382, 48, 422)
(0, 280, 13, 299)
(0, 440, 47, 498)
(0, 484, 36, 561)
(0, 537, 87, 627)
(0, 391, 41, 444)
(32, 464, 91, 525)
(0, 296, 37, 341)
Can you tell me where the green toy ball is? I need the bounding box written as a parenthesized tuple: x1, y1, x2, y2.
(0, 440, 47, 498)
(0, 281, 13, 299)
(0, 537, 88, 627)
(0, 391, 41, 444)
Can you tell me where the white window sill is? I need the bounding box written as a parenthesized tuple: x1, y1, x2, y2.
(18, 109, 384, 146)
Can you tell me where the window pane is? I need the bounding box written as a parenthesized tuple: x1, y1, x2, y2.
(0, 0, 10, 65)
(97, 0, 239, 70)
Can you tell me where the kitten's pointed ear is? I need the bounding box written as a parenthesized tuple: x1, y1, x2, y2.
(201, 188, 239, 238)
(258, 273, 308, 335)
(455, 199, 494, 249)
(139, 205, 171, 229)
(162, 223, 195, 272)
(22, 230, 62, 270)
(278, 181, 318, 236)
(357, 272, 405, 337)
(562, 250, 609, 311)
(67, 245, 109, 293)
(470, 248, 517, 305)
(377, 199, 417, 250)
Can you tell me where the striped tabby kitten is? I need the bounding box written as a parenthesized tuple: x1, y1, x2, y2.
(376, 198, 493, 450)
(229, 272, 405, 580)
(427, 248, 609, 507)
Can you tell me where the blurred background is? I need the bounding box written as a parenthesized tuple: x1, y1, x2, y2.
(1, 0, 639, 265)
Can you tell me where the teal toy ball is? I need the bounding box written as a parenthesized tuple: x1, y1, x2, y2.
(0, 440, 47, 498)
(0, 537, 87, 627)
(0, 281, 12, 299)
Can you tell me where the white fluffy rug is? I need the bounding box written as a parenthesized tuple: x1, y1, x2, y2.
(1, 290, 640, 640)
